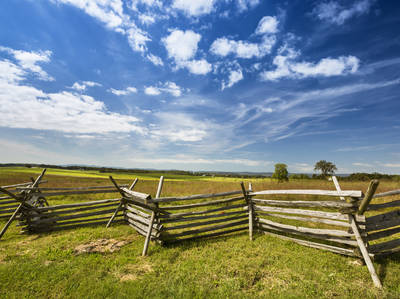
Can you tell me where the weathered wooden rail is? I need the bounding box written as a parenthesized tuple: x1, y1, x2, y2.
(364, 188, 400, 256)
(1, 170, 399, 289)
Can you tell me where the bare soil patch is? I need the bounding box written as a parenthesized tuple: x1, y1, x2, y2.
(74, 238, 132, 254)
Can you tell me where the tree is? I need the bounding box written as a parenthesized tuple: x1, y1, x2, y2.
(314, 160, 337, 178)
(272, 163, 289, 182)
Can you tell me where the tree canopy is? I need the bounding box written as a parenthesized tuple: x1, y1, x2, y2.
(272, 163, 289, 182)
(314, 160, 337, 177)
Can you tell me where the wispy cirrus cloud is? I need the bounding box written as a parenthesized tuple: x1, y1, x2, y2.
(336, 144, 396, 152)
(50, 0, 158, 64)
(313, 0, 375, 25)
(230, 78, 400, 143)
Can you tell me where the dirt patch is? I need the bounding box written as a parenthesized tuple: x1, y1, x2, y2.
(348, 259, 364, 266)
(118, 259, 154, 282)
(17, 235, 40, 245)
(44, 260, 53, 266)
(74, 238, 132, 254)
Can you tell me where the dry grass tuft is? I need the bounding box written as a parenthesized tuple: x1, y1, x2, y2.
(118, 259, 154, 281)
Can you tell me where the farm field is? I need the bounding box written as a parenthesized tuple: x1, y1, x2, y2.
(0, 167, 399, 298)
(0, 166, 274, 182)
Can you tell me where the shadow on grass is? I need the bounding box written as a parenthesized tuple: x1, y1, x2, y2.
(376, 252, 400, 283)
(162, 231, 249, 251)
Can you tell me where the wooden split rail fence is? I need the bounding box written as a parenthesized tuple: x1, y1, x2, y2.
(1, 170, 400, 288)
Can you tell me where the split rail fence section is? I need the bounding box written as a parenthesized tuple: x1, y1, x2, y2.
(365, 189, 400, 256)
(252, 189, 365, 257)
(1, 170, 400, 288)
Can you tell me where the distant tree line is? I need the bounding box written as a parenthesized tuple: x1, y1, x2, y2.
(1, 163, 399, 181)
(341, 172, 400, 181)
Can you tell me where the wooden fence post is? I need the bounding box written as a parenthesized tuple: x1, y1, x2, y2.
(142, 176, 164, 256)
(0, 169, 46, 240)
(331, 176, 382, 288)
(106, 178, 138, 228)
(0, 204, 23, 239)
(349, 215, 382, 288)
(358, 180, 380, 215)
(241, 182, 253, 241)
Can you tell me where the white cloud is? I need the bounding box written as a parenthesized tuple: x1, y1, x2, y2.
(261, 46, 360, 81)
(146, 53, 164, 66)
(0, 50, 145, 135)
(382, 163, 400, 168)
(126, 26, 151, 53)
(130, 0, 163, 11)
(0, 46, 54, 81)
(0, 60, 26, 83)
(292, 56, 360, 76)
(129, 155, 269, 167)
(71, 82, 86, 91)
(52, 0, 151, 55)
(144, 81, 184, 97)
(150, 112, 210, 142)
(162, 81, 183, 97)
(255, 16, 279, 35)
(222, 69, 243, 90)
(54, 0, 125, 29)
(313, 0, 374, 25)
(210, 36, 275, 59)
(83, 81, 101, 87)
(109, 86, 137, 96)
(144, 86, 161, 95)
(162, 29, 211, 75)
(236, 0, 260, 12)
(291, 163, 313, 173)
(181, 59, 212, 75)
(352, 162, 373, 167)
(71, 81, 101, 91)
(210, 16, 277, 60)
(172, 0, 217, 17)
(163, 29, 201, 61)
(138, 14, 156, 25)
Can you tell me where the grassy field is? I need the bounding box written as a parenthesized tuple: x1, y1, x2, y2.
(0, 167, 399, 298)
(0, 167, 273, 182)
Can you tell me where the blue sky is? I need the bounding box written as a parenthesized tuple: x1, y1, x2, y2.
(0, 0, 399, 173)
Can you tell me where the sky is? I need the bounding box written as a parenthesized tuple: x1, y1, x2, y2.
(0, 0, 400, 174)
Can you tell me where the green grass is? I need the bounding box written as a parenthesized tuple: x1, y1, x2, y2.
(0, 167, 399, 298)
(1, 224, 399, 298)
(0, 167, 273, 182)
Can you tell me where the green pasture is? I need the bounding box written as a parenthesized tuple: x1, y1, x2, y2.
(0, 168, 399, 298)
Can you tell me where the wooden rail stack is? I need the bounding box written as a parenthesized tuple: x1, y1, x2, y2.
(156, 190, 248, 244)
(0, 180, 47, 220)
(1, 169, 399, 288)
(365, 188, 400, 256)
